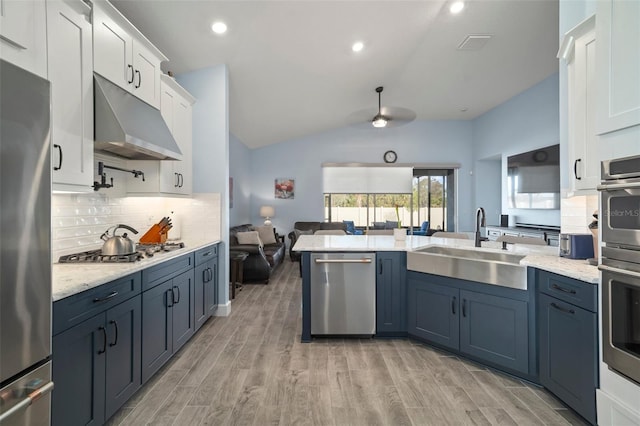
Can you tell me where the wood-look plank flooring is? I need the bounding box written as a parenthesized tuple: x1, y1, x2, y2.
(107, 259, 589, 426)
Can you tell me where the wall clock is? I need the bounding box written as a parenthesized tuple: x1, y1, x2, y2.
(383, 150, 397, 163)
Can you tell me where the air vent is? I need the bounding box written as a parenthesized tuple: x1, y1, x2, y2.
(457, 35, 492, 50)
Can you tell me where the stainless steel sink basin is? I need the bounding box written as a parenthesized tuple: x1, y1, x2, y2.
(407, 246, 528, 290)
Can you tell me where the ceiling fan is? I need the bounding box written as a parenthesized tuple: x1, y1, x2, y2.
(347, 86, 416, 129)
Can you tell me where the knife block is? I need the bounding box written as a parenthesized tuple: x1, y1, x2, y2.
(139, 224, 168, 244)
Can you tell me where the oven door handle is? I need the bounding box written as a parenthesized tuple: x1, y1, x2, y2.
(597, 181, 640, 191)
(599, 264, 640, 279)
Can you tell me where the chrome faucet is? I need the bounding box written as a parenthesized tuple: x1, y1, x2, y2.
(475, 207, 486, 247)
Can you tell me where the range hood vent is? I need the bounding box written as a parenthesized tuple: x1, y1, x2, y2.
(94, 74, 182, 161)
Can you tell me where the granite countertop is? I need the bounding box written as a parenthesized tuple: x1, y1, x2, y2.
(53, 238, 221, 301)
(292, 235, 599, 284)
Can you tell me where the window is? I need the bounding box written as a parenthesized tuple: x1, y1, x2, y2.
(324, 167, 456, 231)
(412, 169, 455, 231)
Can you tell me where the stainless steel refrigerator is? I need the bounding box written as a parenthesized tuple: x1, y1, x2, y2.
(0, 59, 54, 425)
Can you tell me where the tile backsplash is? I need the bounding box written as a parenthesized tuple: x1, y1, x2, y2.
(52, 193, 220, 261)
(560, 194, 598, 234)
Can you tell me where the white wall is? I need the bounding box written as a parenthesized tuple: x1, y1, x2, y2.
(473, 73, 561, 227)
(178, 65, 230, 310)
(246, 121, 475, 235)
(229, 133, 252, 226)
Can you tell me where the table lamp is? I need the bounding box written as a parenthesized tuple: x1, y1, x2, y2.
(260, 205, 275, 225)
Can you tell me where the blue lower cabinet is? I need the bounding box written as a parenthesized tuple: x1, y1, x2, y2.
(407, 277, 459, 350)
(52, 294, 141, 426)
(538, 287, 598, 424)
(406, 271, 533, 377)
(52, 314, 106, 426)
(194, 249, 218, 331)
(460, 290, 529, 374)
(376, 252, 406, 335)
(141, 269, 195, 384)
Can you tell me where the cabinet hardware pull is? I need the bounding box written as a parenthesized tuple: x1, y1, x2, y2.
(53, 144, 63, 171)
(550, 302, 575, 315)
(379, 260, 383, 274)
(98, 326, 107, 354)
(178, 173, 184, 188)
(134, 69, 141, 88)
(452, 296, 456, 315)
(551, 284, 577, 294)
(109, 320, 118, 347)
(166, 289, 174, 307)
(127, 64, 134, 84)
(574, 159, 582, 180)
(208, 267, 213, 282)
(315, 258, 373, 264)
(462, 299, 467, 317)
(203, 251, 212, 257)
(93, 291, 118, 303)
(173, 286, 181, 303)
(175, 172, 179, 187)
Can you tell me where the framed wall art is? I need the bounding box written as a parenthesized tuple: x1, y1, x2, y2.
(275, 178, 294, 199)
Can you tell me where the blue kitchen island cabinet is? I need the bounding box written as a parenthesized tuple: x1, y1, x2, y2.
(52, 273, 142, 426)
(407, 277, 459, 350)
(537, 269, 598, 425)
(406, 271, 535, 379)
(194, 244, 218, 331)
(376, 251, 407, 336)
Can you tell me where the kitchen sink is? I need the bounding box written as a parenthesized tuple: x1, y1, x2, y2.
(407, 246, 528, 290)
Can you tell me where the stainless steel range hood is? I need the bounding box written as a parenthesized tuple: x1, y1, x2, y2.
(94, 74, 182, 160)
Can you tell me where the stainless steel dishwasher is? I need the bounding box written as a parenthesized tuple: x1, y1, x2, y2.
(310, 252, 376, 336)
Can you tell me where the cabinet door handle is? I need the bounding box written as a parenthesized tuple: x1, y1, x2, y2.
(574, 159, 582, 180)
(109, 320, 118, 347)
(202, 251, 212, 258)
(166, 289, 174, 307)
(134, 69, 141, 88)
(462, 299, 467, 317)
(179, 173, 184, 188)
(550, 302, 575, 315)
(93, 291, 118, 303)
(452, 296, 456, 315)
(127, 64, 134, 84)
(208, 267, 213, 282)
(379, 260, 383, 275)
(53, 144, 63, 171)
(175, 172, 179, 187)
(97, 326, 107, 354)
(173, 285, 181, 304)
(551, 283, 577, 295)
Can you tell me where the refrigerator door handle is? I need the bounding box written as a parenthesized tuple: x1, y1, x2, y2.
(0, 381, 54, 423)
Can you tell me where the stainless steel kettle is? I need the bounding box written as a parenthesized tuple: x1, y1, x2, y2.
(100, 224, 138, 256)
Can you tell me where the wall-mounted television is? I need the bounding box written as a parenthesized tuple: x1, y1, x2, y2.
(507, 144, 560, 209)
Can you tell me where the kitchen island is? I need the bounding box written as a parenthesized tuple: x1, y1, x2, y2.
(294, 234, 600, 423)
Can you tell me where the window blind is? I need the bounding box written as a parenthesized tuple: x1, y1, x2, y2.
(322, 165, 413, 193)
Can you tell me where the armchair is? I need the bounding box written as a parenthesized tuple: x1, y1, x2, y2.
(411, 221, 430, 236)
(343, 220, 363, 235)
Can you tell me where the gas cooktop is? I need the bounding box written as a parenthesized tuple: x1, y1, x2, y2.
(58, 242, 185, 263)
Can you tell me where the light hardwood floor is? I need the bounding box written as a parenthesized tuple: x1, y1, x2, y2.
(107, 259, 589, 426)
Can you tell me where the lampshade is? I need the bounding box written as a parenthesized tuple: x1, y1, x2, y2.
(260, 206, 274, 218)
(260, 205, 274, 226)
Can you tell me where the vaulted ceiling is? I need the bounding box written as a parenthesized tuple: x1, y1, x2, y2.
(112, 0, 559, 148)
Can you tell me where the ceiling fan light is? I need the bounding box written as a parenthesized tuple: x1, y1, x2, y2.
(372, 116, 388, 128)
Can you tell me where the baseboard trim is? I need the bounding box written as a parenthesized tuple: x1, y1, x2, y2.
(215, 301, 231, 316)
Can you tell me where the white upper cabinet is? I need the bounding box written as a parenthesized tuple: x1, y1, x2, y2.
(92, 0, 166, 109)
(596, 0, 640, 134)
(127, 76, 194, 196)
(563, 15, 599, 191)
(47, 0, 94, 192)
(0, 0, 47, 78)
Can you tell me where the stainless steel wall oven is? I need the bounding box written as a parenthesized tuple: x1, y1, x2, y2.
(598, 154, 640, 385)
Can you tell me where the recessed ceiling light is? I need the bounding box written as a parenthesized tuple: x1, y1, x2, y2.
(211, 21, 227, 34)
(450, 1, 465, 14)
(352, 41, 364, 52)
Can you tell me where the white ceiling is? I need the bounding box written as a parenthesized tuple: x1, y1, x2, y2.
(111, 0, 559, 149)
